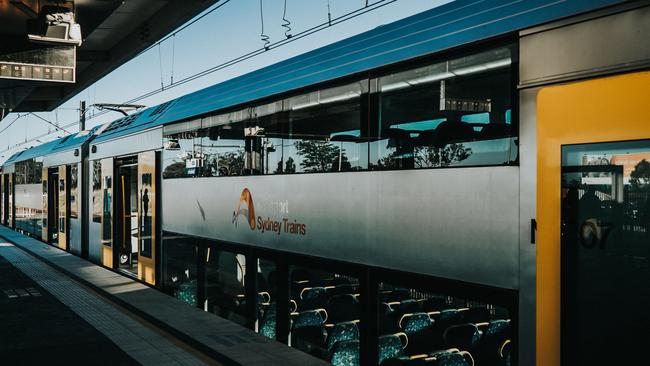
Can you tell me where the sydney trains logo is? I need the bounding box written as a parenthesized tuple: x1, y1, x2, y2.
(232, 188, 256, 230)
(232, 188, 306, 236)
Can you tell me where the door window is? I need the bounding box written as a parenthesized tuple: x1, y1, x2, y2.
(561, 140, 650, 364)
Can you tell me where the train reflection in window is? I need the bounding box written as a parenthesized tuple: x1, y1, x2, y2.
(370, 47, 516, 170)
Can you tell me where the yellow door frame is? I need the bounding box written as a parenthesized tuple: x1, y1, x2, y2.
(137, 151, 156, 285)
(537, 71, 650, 365)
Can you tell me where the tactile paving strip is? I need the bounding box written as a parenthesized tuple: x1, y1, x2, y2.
(0, 243, 207, 366)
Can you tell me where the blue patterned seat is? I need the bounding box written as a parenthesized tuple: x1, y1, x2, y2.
(435, 352, 472, 366)
(293, 309, 327, 329)
(330, 339, 360, 366)
(378, 333, 408, 364)
(259, 303, 276, 339)
(474, 320, 510, 364)
(485, 320, 509, 337)
(401, 312, 433, 334)
(327, 321, 360, 351)
(301, 287, 330, 311)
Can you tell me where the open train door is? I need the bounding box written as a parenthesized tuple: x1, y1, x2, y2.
(57, 165, 68, 250)
(137, 151, 157, 285)
(1, 174, 4, 225)
(41, 167, 48, 242)
(537, 71, 650, 365)
(8, 173, 14, 228)
(100, 158, 114, 268)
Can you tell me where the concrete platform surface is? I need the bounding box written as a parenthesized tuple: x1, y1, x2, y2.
(0, 226, 328, 366)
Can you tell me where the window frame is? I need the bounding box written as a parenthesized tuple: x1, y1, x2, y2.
(161, 230, 519, 365)
(161, 39, 519, 179)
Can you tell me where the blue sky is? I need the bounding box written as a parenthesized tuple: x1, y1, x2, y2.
(0, 0, 451, 163)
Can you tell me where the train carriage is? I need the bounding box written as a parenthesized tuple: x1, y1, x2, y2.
(2, 1, 650, 365)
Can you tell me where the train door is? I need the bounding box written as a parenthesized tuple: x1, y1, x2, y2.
(41, 167, 48, 242)
(47, 168, 59, 245)
(100, 158, 114, 268)
(537, 71, 650, 365)
(115, 156, 138, 277)
(57, 165, 68, 251)
(8, 173, 13, 228)
(1, 174, 4, 225)
(137, 151, 157, 285)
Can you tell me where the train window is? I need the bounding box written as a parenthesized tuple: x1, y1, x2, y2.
(289, 266, 361, 364)
(369, 46, 516, 170)
(376, 283, 511, 365)
(69, 164, 78, 219)
(282, 81, 369, 174)
(162, 119, 203, 179)
(201, 123, 246, 177)
(162, 237, 199, 306)
(203, 246, 248, 326)
(92, 160, 101, 223)
(561, 140, 650, 364)
(14, 159, 42, 185)
(252, 101, 286, 175)
(257, 258, 278, 339)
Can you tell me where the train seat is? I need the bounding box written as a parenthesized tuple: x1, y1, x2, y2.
(330, 339, 360, 366)
(259, 303, 276, 339)
(429, 349, 474, 366)
(473, 319, 510, 364)
(327, 294, 360, 324)
(326, 321, 360, 351)
(443, 323, 482, 351)
(328, 284, 357, 296)
(399, 312, 435, 355)
(291, 309, 329, 358)
(378, 332, 408, 364)
(300, 287, 330, 311)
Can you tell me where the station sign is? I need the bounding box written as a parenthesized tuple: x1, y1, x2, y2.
(0, 62, 75, 83)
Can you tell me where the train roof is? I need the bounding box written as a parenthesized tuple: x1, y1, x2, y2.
(4, 126, 100, 166)
(77, 0, 627, 145)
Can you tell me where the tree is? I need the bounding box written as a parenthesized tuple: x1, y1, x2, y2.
(163, 162, 186, 178)
(204, 151, 244, 176)
(294, 140, 348, 173)
(415, 144, 472, 168)
(630, 159, 650, 190)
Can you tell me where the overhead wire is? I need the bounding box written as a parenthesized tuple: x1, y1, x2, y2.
(0, 114, 26, 135)
(0, 0, 398, 157)
(137, 0, 234, 57)
(260, 0, 270, 50)
(327, 0, 332, 26)
(282, 0, 292, 38)
(28, 112, 72, 134)
(171, 34, 176, 84)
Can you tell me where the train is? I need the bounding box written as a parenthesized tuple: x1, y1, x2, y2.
(2, 0, 650, 365)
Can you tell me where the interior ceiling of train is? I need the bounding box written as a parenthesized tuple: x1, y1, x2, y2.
(0, 0, 220, 119)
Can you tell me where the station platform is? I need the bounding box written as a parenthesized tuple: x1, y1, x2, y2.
(0, 226, 328, 366)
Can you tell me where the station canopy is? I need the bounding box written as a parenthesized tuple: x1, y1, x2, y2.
(0, 0, 220, 119)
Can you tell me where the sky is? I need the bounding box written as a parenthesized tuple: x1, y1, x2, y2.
(0, 0, 451, 163)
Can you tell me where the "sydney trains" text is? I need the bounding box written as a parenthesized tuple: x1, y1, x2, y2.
(257, 216, 307, 236)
